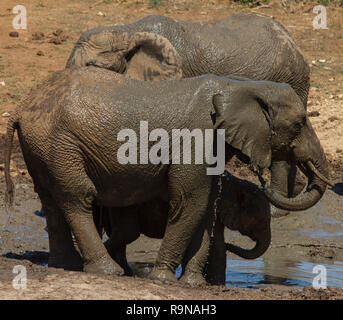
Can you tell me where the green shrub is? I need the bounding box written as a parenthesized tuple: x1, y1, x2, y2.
(233, 0, 269, 4)
(149, 0, 163, 8)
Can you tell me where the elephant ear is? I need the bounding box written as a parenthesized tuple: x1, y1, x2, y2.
(125, 32, 182, 81)
(66, 29, 182, 81)
(213, 81, 281, 170)
(66, 28, 131, 71)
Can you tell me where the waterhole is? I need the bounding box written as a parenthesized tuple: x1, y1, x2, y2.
(131, 259, 343, 288)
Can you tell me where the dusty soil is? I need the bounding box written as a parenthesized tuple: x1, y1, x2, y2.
(0, 0, 342, 300)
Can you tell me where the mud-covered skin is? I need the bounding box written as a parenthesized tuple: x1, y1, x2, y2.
(67, 13, 311, 217)
(68, 14, 309, 105)
(4, 67, 329, 285)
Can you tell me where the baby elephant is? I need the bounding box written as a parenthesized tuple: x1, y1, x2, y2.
(99, 173, 271, 285)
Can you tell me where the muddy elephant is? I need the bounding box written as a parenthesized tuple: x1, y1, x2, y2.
(4, 67, 330, 285)
(66, 13, 311, 217)
(99, 173, 271, 285)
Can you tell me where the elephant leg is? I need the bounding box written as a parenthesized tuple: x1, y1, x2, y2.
(55, 172, 123, 276)
(40, 197, 83, 271)
(204, 220, 226, 285)
(150, 168, 212, 284)
(270, 161, 306, 218)
(92, 204, 105, 238)
(179, 209, 214, 286)
(107, 245, 133, 276)
(115, 246, 133, 277)
(103, 207, 139, 276)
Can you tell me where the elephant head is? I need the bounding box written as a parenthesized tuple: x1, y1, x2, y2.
(66, 30, 182, 81)
(211, 77, 331, 213)
(218, 173, 271, 259)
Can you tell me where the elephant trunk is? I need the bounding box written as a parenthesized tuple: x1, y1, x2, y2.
(226, 227, 271, 260)
(263, 151, 331, 211)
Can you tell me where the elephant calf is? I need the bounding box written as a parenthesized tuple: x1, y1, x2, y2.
(99, 173, 271, 285)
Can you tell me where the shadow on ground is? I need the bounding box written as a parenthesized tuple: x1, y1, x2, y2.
(3, 251, 49, 266)
(331, 183, 343, 196)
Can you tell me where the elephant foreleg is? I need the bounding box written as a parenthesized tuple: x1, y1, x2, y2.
(179, 209, 214, 286)
(150, 168, 212, 284)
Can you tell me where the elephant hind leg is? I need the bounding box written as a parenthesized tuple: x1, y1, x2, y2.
(35, 188, 83, 271)
(51, 167, 123, 276)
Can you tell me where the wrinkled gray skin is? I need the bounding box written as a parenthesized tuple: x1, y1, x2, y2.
(66, 14, 311, 217)
(100, 173, 271, 285)
(4, 67, 329, 285)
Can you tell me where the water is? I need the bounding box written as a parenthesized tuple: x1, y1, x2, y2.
(174, 258, 343, 288)
(2, 250, 342, 288)
(300, 229, 343, 239)
(225, 258, 343, 288)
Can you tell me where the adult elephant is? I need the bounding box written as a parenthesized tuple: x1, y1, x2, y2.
(66, 13, 311, 217)
(4, 67, 330, 285)
(100, 173, 271, 285)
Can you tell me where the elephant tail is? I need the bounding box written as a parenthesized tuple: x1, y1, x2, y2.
(4, 111, 19, 209)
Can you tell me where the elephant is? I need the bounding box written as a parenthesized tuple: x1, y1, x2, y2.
(66, 13, 311, 217)
(4, 66, 331, 285)
(98, 172, 271, 285)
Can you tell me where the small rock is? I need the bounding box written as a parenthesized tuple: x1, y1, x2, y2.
(329, 94, 335, 99)
(32, 31, 45, 40)
(9, 31, 19, 37)
(0, 81, 5, 86)
(2, 112, 10, 117)
(328, 116, 339, 122)
(329, 78, 334, 82)
(97, 11, 105, 16)
(336, 148, 342, 154)
(307, 111, 320, 117)
(319, 59, 326, 63)
(311, 60, 316, 65)
(337, 94, 343, 99)
(53, 29, 63, 36)
(48, 29, 68, 45)
(37, 50, 44, 56)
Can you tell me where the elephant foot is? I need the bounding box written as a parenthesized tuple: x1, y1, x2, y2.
(124, 264, 134, 277)
(83, 255, 124, 276)
(149, 265, 177, 284)
(180, 271, 207, 287)
(270, 206, 290, 218)
(48, 252, 83, 271)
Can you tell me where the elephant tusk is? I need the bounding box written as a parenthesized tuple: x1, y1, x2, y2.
(306, 161, 334, 188)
